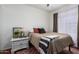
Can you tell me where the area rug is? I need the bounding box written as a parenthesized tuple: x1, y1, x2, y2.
(15, 47, 39, 54)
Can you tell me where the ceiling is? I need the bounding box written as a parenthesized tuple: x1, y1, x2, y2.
(28, 4, 66, 11)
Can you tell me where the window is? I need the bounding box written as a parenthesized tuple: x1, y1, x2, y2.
(58, 7, 78, 47)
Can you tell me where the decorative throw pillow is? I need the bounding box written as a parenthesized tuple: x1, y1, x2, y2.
(39, 28, 46, 33)
(33, 28, 40, 33)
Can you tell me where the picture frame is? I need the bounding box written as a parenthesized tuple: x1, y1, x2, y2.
(13, 27, 22, 38)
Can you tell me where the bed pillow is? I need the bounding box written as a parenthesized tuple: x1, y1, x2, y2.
(39, 28, 46, 33)
(33, 28, 40, 33)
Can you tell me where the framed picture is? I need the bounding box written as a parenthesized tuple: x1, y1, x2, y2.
(13, 27, 22, 38)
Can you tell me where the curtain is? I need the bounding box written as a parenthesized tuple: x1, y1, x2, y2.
(53, 13, 58, 32)
(77, 5, 79, 47)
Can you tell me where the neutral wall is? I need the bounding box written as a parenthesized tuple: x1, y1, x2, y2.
(0, 4, 50, 50)
(0, 5, 2, 49)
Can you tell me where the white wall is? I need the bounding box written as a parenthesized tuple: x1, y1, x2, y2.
(50, 5, 78, 47)
(0, 5, 2, 49)
(49, 12, 53, 32)
(0, 4, 50, 50)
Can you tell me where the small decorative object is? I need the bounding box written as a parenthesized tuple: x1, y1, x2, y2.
(20, 31, 25, 38)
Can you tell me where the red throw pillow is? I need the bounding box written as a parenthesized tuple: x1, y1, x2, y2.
(33, 28, 40, 33)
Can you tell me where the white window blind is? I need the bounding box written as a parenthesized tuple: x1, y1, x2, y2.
(58, 7, 78, 47)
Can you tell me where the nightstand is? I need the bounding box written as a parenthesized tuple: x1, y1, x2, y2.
(11, 37, 30, 53)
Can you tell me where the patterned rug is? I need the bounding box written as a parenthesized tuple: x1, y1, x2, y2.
(0, 46, 79, 54)
(15, 47, 39, 54)
(0, 46, 39, 54)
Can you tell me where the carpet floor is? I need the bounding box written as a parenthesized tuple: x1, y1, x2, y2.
(0, 46, 79, 54)
(15, 47, 39, 54)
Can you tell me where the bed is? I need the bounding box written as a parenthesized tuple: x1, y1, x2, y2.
(29, 32, 73, 54)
